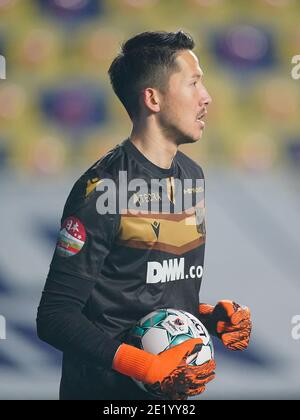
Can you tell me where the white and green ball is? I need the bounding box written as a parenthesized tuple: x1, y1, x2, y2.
(127, 308, 214, 396)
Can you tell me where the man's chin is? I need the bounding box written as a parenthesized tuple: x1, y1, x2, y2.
(178, 133, 202, 145)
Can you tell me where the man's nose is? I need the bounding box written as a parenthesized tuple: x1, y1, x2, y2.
(200, 85, 212, 106)
(202, 88, 212, 106)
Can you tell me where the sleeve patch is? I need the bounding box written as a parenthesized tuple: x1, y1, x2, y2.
(56, 216, 86, 257)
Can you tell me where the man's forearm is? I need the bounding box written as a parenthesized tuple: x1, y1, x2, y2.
(36, 270, 121, 368)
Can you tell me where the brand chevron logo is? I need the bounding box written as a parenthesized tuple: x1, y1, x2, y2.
(151, 221, 160, 239)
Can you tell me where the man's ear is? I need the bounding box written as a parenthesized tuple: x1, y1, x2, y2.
(143, 88, 161, 113)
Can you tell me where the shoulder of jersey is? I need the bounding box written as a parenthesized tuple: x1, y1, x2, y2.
(64, 143, 125, 212)
(90, 142, 125, 176)
(176, 150, 205, 179)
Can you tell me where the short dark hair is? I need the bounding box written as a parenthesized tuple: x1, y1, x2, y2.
(108, 30, 195, 119)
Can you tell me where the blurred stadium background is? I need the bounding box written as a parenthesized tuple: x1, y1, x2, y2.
(0, 0, 300, 400)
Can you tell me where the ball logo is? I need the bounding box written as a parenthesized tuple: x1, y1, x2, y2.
(174, 318, 185, 326)
(162, 315, 189, 336)
(56, 216, 86, 257)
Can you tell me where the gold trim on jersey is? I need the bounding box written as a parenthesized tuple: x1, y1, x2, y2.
(117, 204, 206, 255)
(85, 178, 103, 197)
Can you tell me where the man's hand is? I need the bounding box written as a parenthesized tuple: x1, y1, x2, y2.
(199, 300, 252, 351)
(113, 339, 216, 399)
(146, 340, 216, 399)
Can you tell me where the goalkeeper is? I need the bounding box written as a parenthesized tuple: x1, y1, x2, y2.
(37, 30, 251, 400)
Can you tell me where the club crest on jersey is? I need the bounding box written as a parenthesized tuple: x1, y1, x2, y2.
(56, 216, 86, 257)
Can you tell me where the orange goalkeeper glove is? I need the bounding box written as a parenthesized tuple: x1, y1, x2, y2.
(199, 300, 252, 351)
(113, 339, 216, 400)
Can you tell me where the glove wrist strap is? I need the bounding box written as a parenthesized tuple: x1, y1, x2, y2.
(112, 343, 156, 383)
(198, 304, 219, 337)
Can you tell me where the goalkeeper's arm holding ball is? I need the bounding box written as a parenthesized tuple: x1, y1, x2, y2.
(113, 339, 215, 400)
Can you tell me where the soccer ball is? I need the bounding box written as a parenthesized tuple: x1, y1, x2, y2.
(127, 308, 214, 397)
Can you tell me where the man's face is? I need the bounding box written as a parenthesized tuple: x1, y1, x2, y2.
(157, 50, 212, 145)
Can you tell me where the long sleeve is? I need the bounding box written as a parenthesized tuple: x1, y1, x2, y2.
(36, 178, 122, 368)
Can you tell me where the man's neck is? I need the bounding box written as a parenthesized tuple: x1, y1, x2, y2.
(129, 126, 178, 170)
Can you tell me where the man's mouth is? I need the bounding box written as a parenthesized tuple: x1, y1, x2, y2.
(196, 111, 207, 127)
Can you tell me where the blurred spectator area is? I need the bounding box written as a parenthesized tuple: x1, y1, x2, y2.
(0, 0, 300, 175)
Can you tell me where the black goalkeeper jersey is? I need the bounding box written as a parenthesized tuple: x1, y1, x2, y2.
(37, 138, 206, 399)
